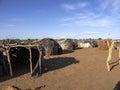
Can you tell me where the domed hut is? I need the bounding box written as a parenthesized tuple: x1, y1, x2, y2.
(39, 38, 62, 56)
(58, 39, 75, 51)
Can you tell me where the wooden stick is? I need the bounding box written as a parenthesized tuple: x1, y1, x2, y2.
(4, 44, 39, 48)
(118, 47, 120, 57)
(2, 54, 8, 74)
(118, 48, 120, 64)
(29, 47, 32, 74)
(6, 49, 13, 76)
(37, 46, 42, 74)
(106, 48, 112, 71)
(107, 40, 110, 48)
(106, 40, 114, 71)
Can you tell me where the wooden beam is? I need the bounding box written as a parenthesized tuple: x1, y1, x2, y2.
(37, 46, 42, 74)
(2, 54, 8, 74)
(6, 49, 13, 76)
(118, 48, 120, 64)
(106, 40, 115, 71)
(107, 40, 110, 48)
(4, 44, 39, 48)
(118, 48, 120, 57)
(29, 47, 32, 74)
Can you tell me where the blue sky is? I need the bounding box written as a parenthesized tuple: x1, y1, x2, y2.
(0, 0, 120, 39)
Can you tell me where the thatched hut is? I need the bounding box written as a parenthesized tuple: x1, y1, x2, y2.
(78, 40, 90, 48)
(77, 39, 98, 48)
(97, 39, 114, 50)
(98, 40, 108, 50)
(58, 39, 75, 51)
(39, 38, 62, 56)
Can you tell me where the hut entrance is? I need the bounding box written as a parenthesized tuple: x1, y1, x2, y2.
(9, 47, 30, 76)
(3, 44, 44, 77)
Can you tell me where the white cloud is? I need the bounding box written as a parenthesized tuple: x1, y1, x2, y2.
(6, 24, 16, 27)
(62, 4, 76, 10)
(62, 2, 88, 10)
(60, 0, 120, 28)
(0, 24, 16, 27)
(10, 18, 24, 21)
(77, 2, 88, 8)
(56, 31, 99, 39)
(76, 18, 113, 27)
(112, 0, 120, 13)
(60, 12, 114, 27)
(99, 0, 110, 10)
(99, 0, 120, 13)
(81, 32, 99, 35)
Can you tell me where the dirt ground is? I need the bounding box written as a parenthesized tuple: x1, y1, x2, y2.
(0, 48, 120, 90)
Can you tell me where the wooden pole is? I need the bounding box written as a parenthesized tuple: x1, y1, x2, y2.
(106, 40, 114, 71)
(107, 40, 110, 48)
(118, 48, 120, 64)
(2, 54, 8, 74)
(29, 47, 32, 74)
(5, 44, 39, 48)
(37, 46, 42, 74)
(6, 49, 13, 76)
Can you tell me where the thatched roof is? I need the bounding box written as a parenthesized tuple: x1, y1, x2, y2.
(39, 38, 62, 56)
(40, 38, 60, 48)
(58, 39, 74, 50)
(98, 39, 112, 50)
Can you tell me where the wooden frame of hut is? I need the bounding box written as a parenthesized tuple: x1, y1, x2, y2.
(106, 40, 120, 71)
(3, 44, 43, 77)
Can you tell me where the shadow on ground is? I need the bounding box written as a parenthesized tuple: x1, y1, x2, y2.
(113, 81, 120, 90)
(0, 62, 30, 82)
(44, 57, 79, 72)
(109, 59, 120, 71)
(62, 48, 83, 54)
(0, 57, 79, 82)
(62, 50, 74, 54)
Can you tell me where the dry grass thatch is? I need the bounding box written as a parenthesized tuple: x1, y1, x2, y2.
(98, 39, 112, 50)
(64, 39, 74, 50)
(58, 39, 75, 51)
(39, 38, 62, 56)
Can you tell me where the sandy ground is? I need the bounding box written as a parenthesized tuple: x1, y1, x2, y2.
(0, 48, 120, 90)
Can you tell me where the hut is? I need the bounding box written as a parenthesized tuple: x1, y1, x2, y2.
(97, 39, 114, 50)
(77, 39, 92, 48)
(57, 39, 75, 51)
(39, 38, 62, 56)
(0, 43, 44, 77)
(77, 39, 97, 48)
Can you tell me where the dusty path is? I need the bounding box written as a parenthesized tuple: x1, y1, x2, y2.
(0, 48, 120, 90)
